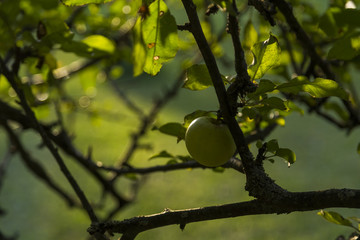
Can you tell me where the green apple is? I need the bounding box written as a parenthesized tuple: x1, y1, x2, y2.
(185, 116, 236, 167)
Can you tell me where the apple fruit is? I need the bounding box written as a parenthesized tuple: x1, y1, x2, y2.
(185, 116, 236, 167)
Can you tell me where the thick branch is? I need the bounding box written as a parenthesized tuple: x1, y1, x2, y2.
(180, 0, 249, 162)
(89, 188, 360, 238)
(180, 0, 287, 200)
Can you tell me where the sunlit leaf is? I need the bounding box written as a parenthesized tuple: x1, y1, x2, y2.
(60, 0, 113, 6)
(243, 20, 258, 49)
(82, 35, 115, 54)
(275, 148, 296, 164)
(318, 210, 355, 228)
(285, 101, 304, 115)
(277, 76, 349, 100)
(183, 64, 228, 91)
(62, 35, 115, 58)
(133, 17, 147, 76)
(183, 64, 213, 90)
(158, 122, 186, 141)
(141, 0, 178, 75)
(183, 110, 215, 128)
(248, 34, 281, 80)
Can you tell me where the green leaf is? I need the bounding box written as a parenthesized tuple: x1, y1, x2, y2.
(124, 173, 139, 181)
(260, 97, 287, 111)
(133, 17, 147, 76)
(249, 79, 276, 99)
(176, 155, 193, 162)
(39, 18, 73, 47)
(328, 31, 360, 60)
(183, 64, 213, 90)
(275, 148, 296, 164)
(82, 35, 115, 55)
(242, 107, 258, 119)
(62, 35, 115, 58)
(183, 110, 215, 128)
(333, 8, 360, 29)
(243, 20, 258, 49)
(318, 7, 341, 38)
(267, 139, 279, 154)
(318, 210, 355, 228)
(141, 0, 178, 75)
(248, 34, 281, 80)
(319, 8, 360, 38)
(357, 143, 360, 155)
(166, 159, 179, 165)
(158, 122, 187, 141)
(183, 64, 229, 91)
(149, 150, 174, 160)
(212, 167, 225, 173)
(323, 101, 349, 121)
(256, 140, 263, 149)
(277, 76, 349, 100)
(60, 0, 113, 6)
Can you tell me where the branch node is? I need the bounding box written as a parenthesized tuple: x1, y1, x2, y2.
(177, 23, 191, 31)
(205, 3, 219, 16)
(248, 0, 277, 26)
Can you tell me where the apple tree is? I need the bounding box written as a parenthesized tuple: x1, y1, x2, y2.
(1, 0, 360, 239)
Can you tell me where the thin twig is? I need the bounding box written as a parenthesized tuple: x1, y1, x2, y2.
(0, 98, 130, 209)
(98, 158, 244, 175)
(0, 57, 99, 224)
(0, 119, 78, 207)
(226, 0, 256, 111)
(280, 24, 301, 75)
(108, 78, 145, 118)
(270, 0, 360, 125)
(0, 145, 13, 192)
(113, 74, 184, 170)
